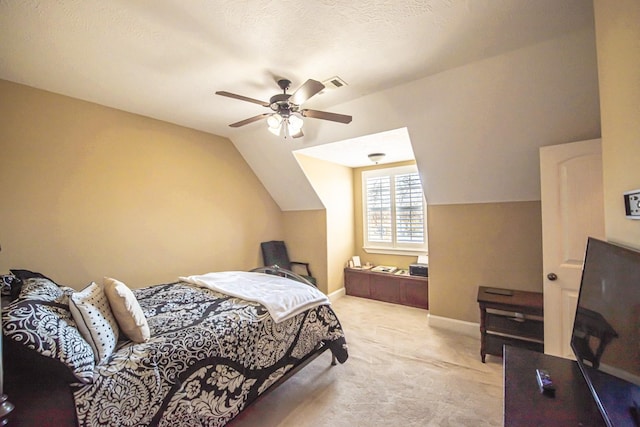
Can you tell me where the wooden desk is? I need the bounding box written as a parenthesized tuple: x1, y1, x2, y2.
(344, 268, 428, 309)
(504, 346, 605, 426)
(477, 286, 543, 362)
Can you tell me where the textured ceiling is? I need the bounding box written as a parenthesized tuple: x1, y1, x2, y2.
(0, 0, 593, 148)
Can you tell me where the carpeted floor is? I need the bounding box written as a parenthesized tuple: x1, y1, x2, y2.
(229, 295, 504, 427)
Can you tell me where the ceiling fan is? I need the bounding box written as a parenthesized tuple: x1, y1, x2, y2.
(216, 78, 352, 138)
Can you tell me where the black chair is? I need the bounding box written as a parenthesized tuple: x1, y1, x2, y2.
(260, 240, 316, 286)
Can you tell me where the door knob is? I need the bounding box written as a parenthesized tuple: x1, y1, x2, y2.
(547, 273, 558, 281)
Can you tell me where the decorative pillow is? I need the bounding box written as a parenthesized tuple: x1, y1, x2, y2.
(13, 277, 65, 302)
(6, 269, 58, 300)
(10, 269, 57, 282)
(2, 276, 95, 383)
(9, 269, 56, 297)
(103, 277, 150, 343)
(1, 274, 18, 298)
(69, 281, 119, 363)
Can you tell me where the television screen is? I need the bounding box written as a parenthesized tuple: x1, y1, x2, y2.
(571, 237, 640, 427)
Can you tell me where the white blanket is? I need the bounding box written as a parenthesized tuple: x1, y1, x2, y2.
(179, 271, 330, 323)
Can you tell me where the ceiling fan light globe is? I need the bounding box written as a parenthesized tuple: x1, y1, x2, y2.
(267, 114, 282, 128)
(289, 113, 303, 129)
(268, 124, 281, 136)
(288, 123, 302, 133)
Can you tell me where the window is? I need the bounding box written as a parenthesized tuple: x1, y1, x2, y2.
(362, 165, 428, 255)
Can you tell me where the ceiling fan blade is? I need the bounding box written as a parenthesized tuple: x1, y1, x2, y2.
(215, 91, 270, 107)
(301, 109, 352, 124)
(292, 129, 304, 138)
(290, 79, 325, 105)
(229, 113, 270, 128)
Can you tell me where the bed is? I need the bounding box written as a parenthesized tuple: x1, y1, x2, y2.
(1, 267, 348, 426)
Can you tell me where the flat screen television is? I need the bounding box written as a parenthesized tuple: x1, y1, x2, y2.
(571, 237, 640, 427)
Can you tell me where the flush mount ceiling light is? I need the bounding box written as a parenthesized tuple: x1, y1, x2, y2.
(368, 153, 386, 164)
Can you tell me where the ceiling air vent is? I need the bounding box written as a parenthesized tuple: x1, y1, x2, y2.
(322, 76, 348, 89)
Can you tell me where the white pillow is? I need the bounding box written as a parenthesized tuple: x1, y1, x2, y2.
(69, 281, 119, 363)
(103, 277, 150, 343)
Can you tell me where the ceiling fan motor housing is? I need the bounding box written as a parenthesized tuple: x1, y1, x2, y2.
(277, 79, 292, 91)
(270, 93, 296, 117)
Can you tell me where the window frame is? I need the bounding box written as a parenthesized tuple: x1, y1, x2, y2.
(362, 164, 428, 256)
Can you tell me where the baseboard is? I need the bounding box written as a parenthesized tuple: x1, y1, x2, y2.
(328, 287, 345, 302)
(428, 314, 480, 339)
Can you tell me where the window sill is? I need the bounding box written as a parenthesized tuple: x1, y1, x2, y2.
(363, 246, 428, 257)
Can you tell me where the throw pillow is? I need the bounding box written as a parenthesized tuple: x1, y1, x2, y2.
(69, 281, 119, 363)
(103, 277, 150, 343)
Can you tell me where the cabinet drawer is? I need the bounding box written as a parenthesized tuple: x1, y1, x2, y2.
(485, 334, 544, 357)
(486, 313, 543, 341)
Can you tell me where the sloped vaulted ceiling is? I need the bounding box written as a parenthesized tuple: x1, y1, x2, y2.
(0, 1, 600, 209)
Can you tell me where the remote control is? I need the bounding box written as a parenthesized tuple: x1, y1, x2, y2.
(536, 369, 556, 396)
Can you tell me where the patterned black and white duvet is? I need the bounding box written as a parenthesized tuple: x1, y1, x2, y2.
(71, 281, 348, 427)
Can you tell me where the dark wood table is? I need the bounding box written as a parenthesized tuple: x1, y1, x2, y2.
(504, 346, 605, 426)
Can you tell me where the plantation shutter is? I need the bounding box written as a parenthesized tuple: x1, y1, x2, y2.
(362, 165, 427, 254)
(394, 173, 425, 243)
(366, 175, 392, 242)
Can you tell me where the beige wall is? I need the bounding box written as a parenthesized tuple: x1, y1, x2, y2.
(428, 202, 543, 323)
(295, 154, 354, 295)
(0, 80, 284, 288)
(282, 210, 328, 293)
(425, 0, 640, 325)
(352, 153, 543, 325)
(6, 2, 629, 318)
(594, 0, 640, 249)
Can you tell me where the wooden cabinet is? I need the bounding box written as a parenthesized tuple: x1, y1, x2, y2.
(344, 268, 428, 309)
(343, 268, 371, 298)
(477, 286, 543, 362)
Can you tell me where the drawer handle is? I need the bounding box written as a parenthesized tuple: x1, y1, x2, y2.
(510, 313, 526, 323)
(547, 272, 558, 281)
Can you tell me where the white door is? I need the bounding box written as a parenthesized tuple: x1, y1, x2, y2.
(540, 139, 604, 358)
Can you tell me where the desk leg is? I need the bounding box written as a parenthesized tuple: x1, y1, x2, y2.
(479, 304, 487, 363)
